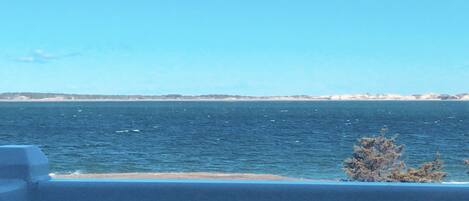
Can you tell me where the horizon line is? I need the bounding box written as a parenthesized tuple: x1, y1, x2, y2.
(1, 91, 469, 97)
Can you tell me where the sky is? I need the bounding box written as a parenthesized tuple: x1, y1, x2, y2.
(0, 0, 468, 96)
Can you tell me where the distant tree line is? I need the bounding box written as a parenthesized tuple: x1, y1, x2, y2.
(2, 92, 469, 100)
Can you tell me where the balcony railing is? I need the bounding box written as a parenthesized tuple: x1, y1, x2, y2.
(1, 145, 468, 201)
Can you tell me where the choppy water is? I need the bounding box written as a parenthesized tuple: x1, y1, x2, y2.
(0, 101, 468, 181)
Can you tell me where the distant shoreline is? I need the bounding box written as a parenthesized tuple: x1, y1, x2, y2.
(1, 92, 469, 101)
(50, 172, 310, 181)
(1, 99, 469, 102)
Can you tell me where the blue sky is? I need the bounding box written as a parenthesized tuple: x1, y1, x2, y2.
(1, 0, 468, 96)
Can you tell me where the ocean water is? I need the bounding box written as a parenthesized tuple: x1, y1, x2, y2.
(0, 101, 468, 181)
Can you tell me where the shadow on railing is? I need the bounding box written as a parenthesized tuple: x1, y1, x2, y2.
(1, 145, 468, 201)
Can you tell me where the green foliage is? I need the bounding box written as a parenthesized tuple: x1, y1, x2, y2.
(390, 152, 446, 182)
(343, 131, 404, 182)
(343, 130, 447, 183)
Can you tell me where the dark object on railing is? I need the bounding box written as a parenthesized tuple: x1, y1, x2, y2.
(465, 160, 469, 174)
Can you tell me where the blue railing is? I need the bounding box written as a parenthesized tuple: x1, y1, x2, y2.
(1, 145, 468, 201)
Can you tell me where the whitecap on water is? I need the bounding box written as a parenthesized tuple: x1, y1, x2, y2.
(116, 129, 140, 133)
(71, 170, 83, 175)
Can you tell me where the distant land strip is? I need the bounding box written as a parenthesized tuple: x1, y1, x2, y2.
(51, 172, 306, 181)
(1, 92, 469, 101)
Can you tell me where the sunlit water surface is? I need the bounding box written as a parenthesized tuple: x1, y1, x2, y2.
(1, 101, 468, 181)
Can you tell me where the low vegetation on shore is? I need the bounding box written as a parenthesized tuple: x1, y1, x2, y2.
(343, 130, 446, 183)
(389, 152, 446, 183)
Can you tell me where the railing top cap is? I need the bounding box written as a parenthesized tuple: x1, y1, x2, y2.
(0, 145, 50, 182)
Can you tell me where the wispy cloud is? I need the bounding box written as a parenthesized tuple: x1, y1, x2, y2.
(15, 49, 80, 63)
